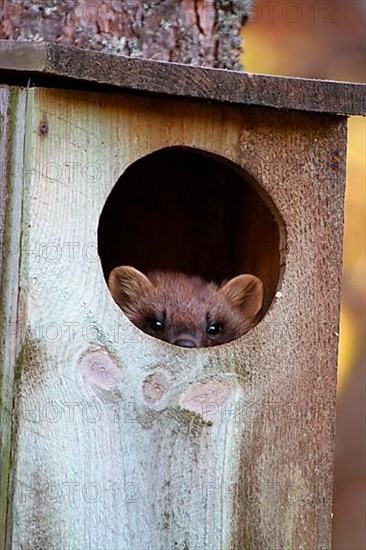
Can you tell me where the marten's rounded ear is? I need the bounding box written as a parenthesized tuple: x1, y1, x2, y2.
(219, 274, 264, 320)
(108, 266, 152, 312)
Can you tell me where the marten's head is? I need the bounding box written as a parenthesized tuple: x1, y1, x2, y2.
(108, 267, 264, 348)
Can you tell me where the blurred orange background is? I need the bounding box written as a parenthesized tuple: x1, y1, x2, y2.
(242, 1, 365, 548)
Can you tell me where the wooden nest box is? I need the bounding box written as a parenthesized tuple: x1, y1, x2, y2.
(1, 41, 365, 549)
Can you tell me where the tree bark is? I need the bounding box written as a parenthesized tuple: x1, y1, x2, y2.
(0, 0, 252, 69)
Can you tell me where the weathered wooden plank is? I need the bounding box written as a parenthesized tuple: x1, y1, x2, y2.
(0, 40, 365, 116)
(6, 87, 346, 549)
(0, 86, 27, 550)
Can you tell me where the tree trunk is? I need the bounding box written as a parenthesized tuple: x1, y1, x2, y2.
(0, 0, 252, 69)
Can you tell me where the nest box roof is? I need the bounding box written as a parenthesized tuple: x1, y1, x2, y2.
(0, 40, 365, 116)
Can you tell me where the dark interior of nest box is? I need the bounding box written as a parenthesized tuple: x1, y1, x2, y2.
(98, 147, 283, 313)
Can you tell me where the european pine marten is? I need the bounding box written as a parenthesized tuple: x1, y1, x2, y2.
(108, 267, 264, 347)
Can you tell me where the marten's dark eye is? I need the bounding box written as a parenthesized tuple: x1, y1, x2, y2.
(147, 318, 165, 332)
(206, 323, 223, 336)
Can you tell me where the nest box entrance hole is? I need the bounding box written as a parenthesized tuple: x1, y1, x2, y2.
(98, 147, 283, 316)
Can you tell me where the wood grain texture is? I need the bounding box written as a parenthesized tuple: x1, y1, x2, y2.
(0, 86, 27, 550)
(0, 40, 365, 116)
(5, 87, 347, 549)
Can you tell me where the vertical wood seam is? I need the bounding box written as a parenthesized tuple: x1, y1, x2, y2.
(0, 86, 27, 550)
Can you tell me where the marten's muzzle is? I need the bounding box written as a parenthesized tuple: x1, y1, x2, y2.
(173, 335, 199, 348)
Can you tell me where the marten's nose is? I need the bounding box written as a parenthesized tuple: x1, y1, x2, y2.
(174, 338, 197, 348)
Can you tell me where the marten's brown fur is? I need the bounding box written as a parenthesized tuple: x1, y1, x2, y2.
(108, 267, 264, 347)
